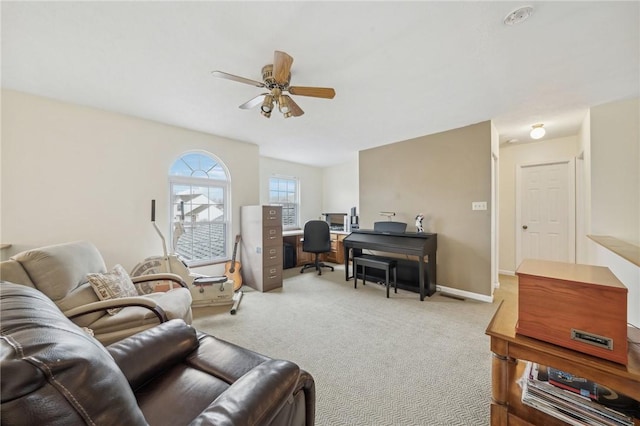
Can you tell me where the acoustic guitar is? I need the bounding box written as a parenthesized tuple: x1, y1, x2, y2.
(225, 235, 243, 291)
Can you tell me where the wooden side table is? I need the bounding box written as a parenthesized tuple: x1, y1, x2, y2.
(486, 298, 640, 425)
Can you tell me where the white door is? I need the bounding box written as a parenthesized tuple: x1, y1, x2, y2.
(516, 160, 575, 266)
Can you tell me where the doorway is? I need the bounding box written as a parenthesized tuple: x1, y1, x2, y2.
(515, 159, 576, 266)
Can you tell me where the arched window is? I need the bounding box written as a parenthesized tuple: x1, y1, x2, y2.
(169, 151, 230, 266)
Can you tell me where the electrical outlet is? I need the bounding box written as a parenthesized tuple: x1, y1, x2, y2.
(472, 201, 487, 211)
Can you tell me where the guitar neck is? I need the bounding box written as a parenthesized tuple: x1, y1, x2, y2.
(230, 235, 241, 263)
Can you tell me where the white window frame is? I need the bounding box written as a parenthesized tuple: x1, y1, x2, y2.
(169, 151, 231, 267)
(268, 175, 300, 230)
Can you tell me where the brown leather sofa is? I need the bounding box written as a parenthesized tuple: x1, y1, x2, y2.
(0, 282, 315, 425)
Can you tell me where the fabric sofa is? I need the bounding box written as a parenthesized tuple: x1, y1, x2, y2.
(0, 282, 315, 425)
(0, 241, 193, 345)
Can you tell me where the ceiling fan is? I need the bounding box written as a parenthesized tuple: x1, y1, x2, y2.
(212, 50, 335, 118)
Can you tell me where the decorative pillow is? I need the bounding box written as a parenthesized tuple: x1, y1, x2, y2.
(87, 264, 139, 315)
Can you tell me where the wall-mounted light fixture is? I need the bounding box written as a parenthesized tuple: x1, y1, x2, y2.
(530, 123, 546, 140)
(379, 211, 396, 221)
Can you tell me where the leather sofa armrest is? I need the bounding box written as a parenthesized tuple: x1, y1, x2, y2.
(131, 273, 188, 288)
(189, 359, 300, 426)
(107, 319, 198, 390)
(62, 296, 167, 322)
(295, 369, 316, 426)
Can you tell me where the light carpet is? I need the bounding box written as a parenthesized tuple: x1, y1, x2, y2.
(192, 265, 501, 426)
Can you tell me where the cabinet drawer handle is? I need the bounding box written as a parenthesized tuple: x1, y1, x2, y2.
(269, 256, 276, 260)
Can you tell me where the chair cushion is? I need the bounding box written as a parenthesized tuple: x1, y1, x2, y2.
(11, 241, 107, 301)
(87, 288, 192, 340)
(133, 332, 272, 426)
(146, 288, 193, 323)
(55, 282, 103, 327)
(0, 259, 36, 288)
(87, 264, 139, 315)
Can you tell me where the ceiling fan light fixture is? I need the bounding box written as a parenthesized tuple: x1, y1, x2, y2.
(212, 50, 334, 119)
(261, 94, 274, 113)
(278, 94, 290, 114)
(530, 123, 546, 139)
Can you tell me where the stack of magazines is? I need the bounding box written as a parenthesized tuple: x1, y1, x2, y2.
(519, 362, 637, 426)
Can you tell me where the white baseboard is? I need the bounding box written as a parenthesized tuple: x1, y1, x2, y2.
(436, 285, 493, 303)
(499, 269, 516, 276)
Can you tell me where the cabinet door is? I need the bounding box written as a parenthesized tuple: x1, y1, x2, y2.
(262, 265, 282, 291)
(262, 207, 282, 227)
(263, 245, 283, 267)
(263, 226, 282, 247)
(324, 233, 345, 264)
(334, 234, 345, 265)
(297, 244, 314, 265)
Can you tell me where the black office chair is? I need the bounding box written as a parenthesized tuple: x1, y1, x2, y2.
(300, 220, 335, 275)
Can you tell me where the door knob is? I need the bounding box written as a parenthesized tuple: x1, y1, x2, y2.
(522, 225, 528, 230)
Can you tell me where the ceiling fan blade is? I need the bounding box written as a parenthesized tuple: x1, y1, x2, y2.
(283, 95, 304, 117)
(273, 51, 293, 85)
(288, 86, 335, 99)
(239, 93, 268, 110)
(212, 71, 265, 88)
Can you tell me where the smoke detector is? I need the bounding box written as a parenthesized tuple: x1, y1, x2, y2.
(504, 6, 534, 26)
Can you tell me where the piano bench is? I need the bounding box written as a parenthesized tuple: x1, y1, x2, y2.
(353, 255, 398, 298)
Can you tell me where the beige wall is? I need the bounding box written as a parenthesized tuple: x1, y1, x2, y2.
(590, 97, 639, 246)
(588, 97, 639, 326)
(359, 121, 492, 297)
(498, 136, 580, 273)
(576, 110, 591, 264)
(322, 155, 359, 216)
(1, 90, 260, 275)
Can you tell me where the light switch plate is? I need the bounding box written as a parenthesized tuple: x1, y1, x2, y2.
(472, 201, 487, 211)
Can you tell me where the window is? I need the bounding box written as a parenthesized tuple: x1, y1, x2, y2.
(269, 176, 299, 229)
(169, 152, 230, 267)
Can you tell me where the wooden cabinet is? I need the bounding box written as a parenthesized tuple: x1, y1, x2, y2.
(240, 206, 283, 292)
(516, 260, 628, 365)
(296, 241, 314, 265)
(486, 296, 640, 426)
(324, 233, 346, 264)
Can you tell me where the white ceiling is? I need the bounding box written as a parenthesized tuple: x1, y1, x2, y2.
(2, 1, 638, 167)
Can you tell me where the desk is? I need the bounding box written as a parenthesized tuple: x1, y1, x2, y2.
(283, 230, 348, 267)
(486, 298, 640, 426)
